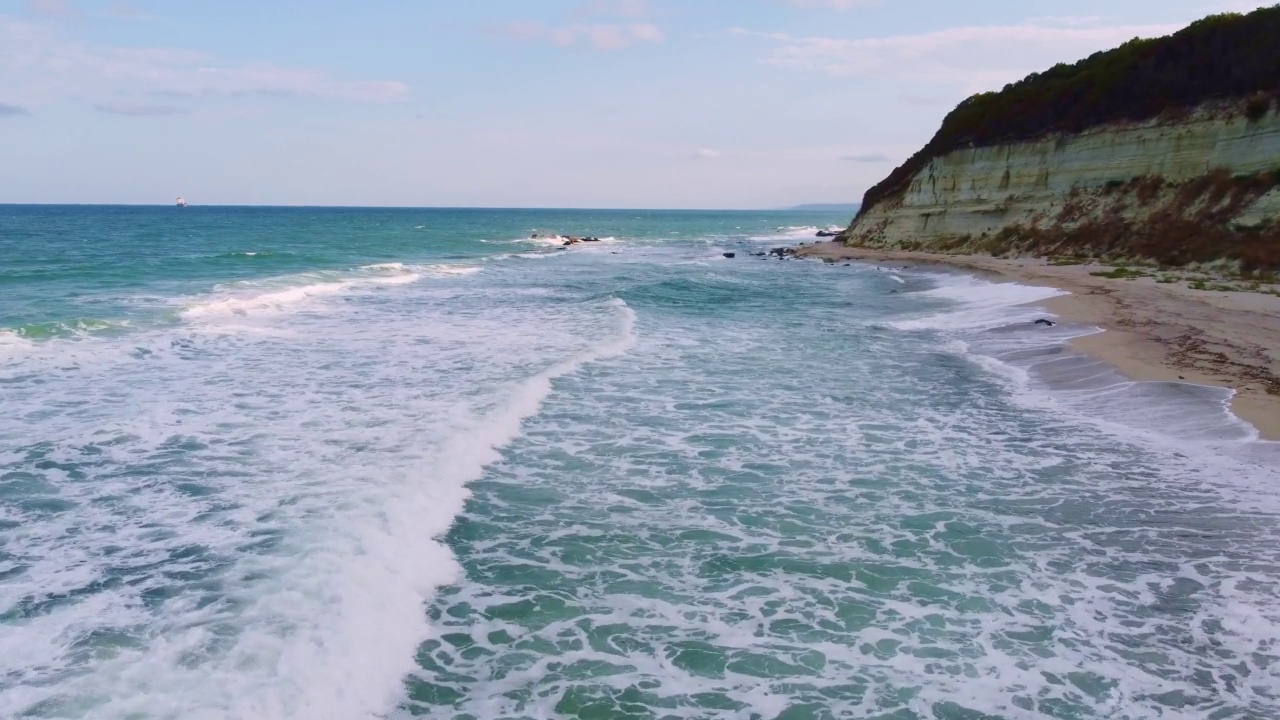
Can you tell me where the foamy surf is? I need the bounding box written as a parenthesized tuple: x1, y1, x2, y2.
(5, 205, 1280, 720)
(363, 262, 481, 276)
(0, 252, 635, 720)
(888, 274, 1066, 331)
(0, 329, 33, 355)
(180, 278, 383, 318)
(905, 271, 1280, 471)
(410, 252, 1280, 718)
(179, 264, 481, 319)
(514, 235, 621, 248)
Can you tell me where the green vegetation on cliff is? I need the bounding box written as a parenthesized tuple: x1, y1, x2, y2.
(860, 5, 1280, 216)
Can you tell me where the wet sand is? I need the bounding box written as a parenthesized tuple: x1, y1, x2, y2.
(795, 242, 1280, 441)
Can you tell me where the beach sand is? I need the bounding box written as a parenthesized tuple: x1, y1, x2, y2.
(795, 242, 1280, 441)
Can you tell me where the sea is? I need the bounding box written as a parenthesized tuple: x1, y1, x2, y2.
(1, 205, 1278, 720)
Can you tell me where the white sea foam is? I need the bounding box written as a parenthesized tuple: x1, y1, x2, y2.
(889, 274, 1065, 331)
(6, 230, 1279, 720)
(0, 256, 635, 720)
(0, 329, 33, 355)
(180, 278, 374, 317)
(180, 264, 480, 320)
(779, 225, 820, 236)
(905, 272, 1279, 463)
(748, 225, 822, 243)
(515, 235, 621, 248)
(517, 235, 574, 247)
(425, 265, 482, 276)
(408, 265, 1280, 718)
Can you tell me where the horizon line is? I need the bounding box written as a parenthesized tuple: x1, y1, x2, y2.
(0, 202, 861, 212)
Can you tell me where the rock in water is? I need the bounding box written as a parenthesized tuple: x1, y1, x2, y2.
(723, 252, 736, 258)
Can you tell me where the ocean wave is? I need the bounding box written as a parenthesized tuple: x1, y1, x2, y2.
(180, 279, 370, 318)
(181, 263, 479, 319)
(514, 235, 621, 248)
(515, 235, 570, 247)
(906, 273, 1272, 450)
(0, 293, 638, 719)
(215, 251, 282, 259)
(746, 225, 826, 243)
(888, 275, 1065, 332)
(4, 318, 134, 340)
(0, 329, 33, 353)
(425, 265, 482, 276)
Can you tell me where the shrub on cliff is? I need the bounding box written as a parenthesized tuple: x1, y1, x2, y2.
(860, 5, 1280, 215)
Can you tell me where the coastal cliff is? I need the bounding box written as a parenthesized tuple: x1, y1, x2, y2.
(842, 7, 1280, 269)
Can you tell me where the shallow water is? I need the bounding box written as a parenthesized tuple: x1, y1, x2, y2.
(1, 207, 1277, 719)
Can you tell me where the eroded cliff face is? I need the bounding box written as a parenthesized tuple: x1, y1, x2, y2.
(845, 107, 1280, 268)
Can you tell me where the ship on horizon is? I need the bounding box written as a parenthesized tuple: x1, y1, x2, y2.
(176, 196, 188, 208)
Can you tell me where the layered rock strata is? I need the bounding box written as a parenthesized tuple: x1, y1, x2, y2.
(844, 107, 1280, 268)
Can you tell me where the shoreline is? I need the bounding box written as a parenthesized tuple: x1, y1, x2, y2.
(795, 242, 1280, 442)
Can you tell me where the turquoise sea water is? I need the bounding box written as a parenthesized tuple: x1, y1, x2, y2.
(1, 206, 1278, 719)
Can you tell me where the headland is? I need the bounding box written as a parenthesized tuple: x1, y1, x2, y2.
(816, 6, 1280, 440)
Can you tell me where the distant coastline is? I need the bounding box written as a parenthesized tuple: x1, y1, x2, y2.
(785, 203, 861, 213)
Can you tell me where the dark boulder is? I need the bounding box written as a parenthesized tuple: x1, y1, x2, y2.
(723, 252, 736, 258)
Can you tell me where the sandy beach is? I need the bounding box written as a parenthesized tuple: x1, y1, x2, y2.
(796, 242, 1280, 441)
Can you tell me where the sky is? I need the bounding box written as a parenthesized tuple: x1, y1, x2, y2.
(0, 0, 1273, 208)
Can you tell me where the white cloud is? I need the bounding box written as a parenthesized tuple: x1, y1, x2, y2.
(107, 2, 147, 19)
(93, 101, 185, 115)
(27, 0, 75, 16)
(1213, 0, 1277, 12)
(691, 148, 721, 159)
(0, 15, 409, 106)
(627, 22, 664, 43)
(785, 0, 882, 8)
(897, 93, 954, 106)
(734, 19, 1183, 93)
(495, 21, 663, 50)
(841, 152, 890, 162)
(576, 0, 652, 18)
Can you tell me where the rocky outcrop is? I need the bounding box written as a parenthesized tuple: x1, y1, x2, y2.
(842, 6, 1280, 269)
(843, 107, 1280, 268)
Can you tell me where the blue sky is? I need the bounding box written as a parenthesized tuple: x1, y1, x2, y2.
(0, 0, 1271, 207)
